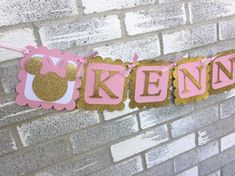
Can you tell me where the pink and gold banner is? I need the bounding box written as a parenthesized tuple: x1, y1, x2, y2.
(1, 44, 234, 111)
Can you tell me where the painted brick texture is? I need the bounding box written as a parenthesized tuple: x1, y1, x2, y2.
(0, 0, 78, 26)
(39, 15, 122, 49)
(1, 0, 235, 175)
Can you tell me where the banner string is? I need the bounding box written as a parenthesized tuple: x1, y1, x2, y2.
(77, 50, 98, 78)
(0, 43, 219, 74)
(0, 43, 28, 54)
(162, 52, 185, 72)
(123, 52, 138, 77)
(200, 55, 218, 66)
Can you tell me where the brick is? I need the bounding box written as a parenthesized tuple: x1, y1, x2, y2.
(0, 29, 36, 62)
(0, 93, 15, 105)
(219, 18, 235, 40)
(0, 102, 28, 118)
(82, 0, 155, 13)
(95, 35, 160, 62)
(223, 161, 235, 176)
(0, 139, 69, 176)
(177, 166, 198, 176)
(194, 90, 235, 110)
(208, 170, 221, 176)
(170, 106, 219, 138)
(0, 0, 78, 26)
(190, 39, 235, 58)
(189, 0, 235, 24)
(221, 132, 235, 151)
(0, 84, 3, 95)
(198, 115, 235, 145)
(220, 97, 235, 119)
(0, 103, 52, 128)
(17, 110, 99, 146)
(39, 15, 121, 49)
(139, 103, 194, 129)
(103, 98, 138, 121)
(0, 60, 20, 93)
(159, 0, 180, 3)
(0, 129, 17, 156)
(70, 114, 138, 153)
(198, 146, 235, 176)
(135, 160, 174, 176)
(35, 147, 112, 176)
(90, 156, 143, 176)
(111, 125, 168, 162)
(145, 133, 196, 168)
(125, 4, 186, 35)
(163, 24, 217, 54)
(174, 141, 219, 173)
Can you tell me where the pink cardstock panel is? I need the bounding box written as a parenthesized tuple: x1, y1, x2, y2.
(212, 53, 235, 90)
(15, 46, 81, 110)
(84, 63, 126, 105)
(178, 61, 207, 99)
(135, 65, 170, 103)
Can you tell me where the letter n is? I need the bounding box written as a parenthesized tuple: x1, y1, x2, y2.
(174, 58, 209, 105)
(211, 52, 235, 93)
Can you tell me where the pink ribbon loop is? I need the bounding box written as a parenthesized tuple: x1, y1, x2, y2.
(163, 54, 183, 72)
(200, 55, 218, 66)
(0, 43, 28, 54)
(124, 53, 138, 77)
(77, 51, 98, 78)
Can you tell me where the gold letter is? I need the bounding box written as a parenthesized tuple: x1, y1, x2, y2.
(180, 66, 203, 94)
(215, 58, 235, 84)
(90, 69, 119, 99)
(140, 70, 162, 97)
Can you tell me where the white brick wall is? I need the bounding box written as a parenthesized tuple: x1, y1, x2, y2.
(103, 98, 138, 120)
(163, 24, 217, 54)
(177, 166, 198, 176)
(170, 106, 219, 138)
(219, 19, 235, 41)
(39, 15, 122, 49)
(0, 129, 17, 156)
(145, 133, 196, 168)
(1, 0, 235, 175)
(95, 35, 160, 61)
(82, 0, 155, 13)
(221, 132, 235, 151)
(0, 0, 78, 26)
(111, 125, 168, 162)
(0, 28, 36, 62)
(125, 4, 186, 35)
(189, 0, 235, 24)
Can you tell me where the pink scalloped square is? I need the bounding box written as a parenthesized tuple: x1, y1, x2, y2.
(212, 53, 235, 90)
(15, 46, 81, 110)
(84, 63, 126, 105)
(178, 61, 207, 99)
(135, 65, 170, 103)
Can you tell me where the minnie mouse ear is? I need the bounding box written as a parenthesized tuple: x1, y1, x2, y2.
(65, 63, 78, 81)
(25, 57, 43, 75)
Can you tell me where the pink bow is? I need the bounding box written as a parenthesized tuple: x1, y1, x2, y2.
(0, 43, 28, 54)
(77, 51, 98, 78)
(40, 56, 67, 78)
(200, 55, 218, 66)
(163, 54, 183, 72)
(124, 53, 138, 77)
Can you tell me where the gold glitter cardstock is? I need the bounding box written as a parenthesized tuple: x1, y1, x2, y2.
(129, 60, 172, 109)
(209, 50, 235, 95)
(173, 57, 210, 105)
(77, 56, 129, 112)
